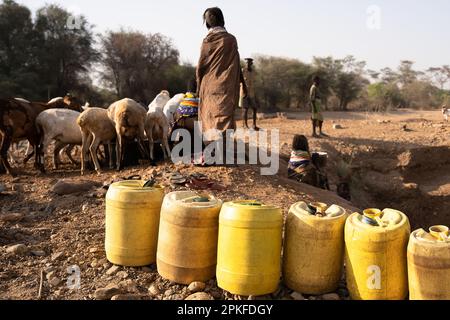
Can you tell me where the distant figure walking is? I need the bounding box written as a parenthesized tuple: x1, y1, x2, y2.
(442, 105, 449, 122)
(196, 7, 245, 143)
(240, 58, 259, 131)
(310, 76, 327, 137)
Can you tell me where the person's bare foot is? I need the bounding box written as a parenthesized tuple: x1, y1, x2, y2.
(252, 126, 260, 131)
(320, 132, 329, 137)
(312, 133, 319, 138)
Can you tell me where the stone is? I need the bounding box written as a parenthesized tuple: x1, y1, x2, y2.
(111, 294, 141, 301)
(116, 271, 128, 279)
(185, 292, 214, 300)
(31, 250, 46, 257)
(0, 213, 25, 223)
(46, 271, 56, 280)
(51, 179, 103, 196)
(82, 204, 89, 213)
(51, 251, 64, 261)
(119, 279, 138, 293)
(322, 293, 340, 300)
(188, 281, 206, 293)
(333, 124, 343, 129)
(164, 289, 175, 297)
(49, 277, 62, 287)
(94, 285, 122, 300)
(148, 284, 160, 297)
(0, 183, 6, 193)
(290, 292, 305, 300)
(106, 265, 120, 276)
(6, 244, 29, 255)
(89, 247, 99, 253)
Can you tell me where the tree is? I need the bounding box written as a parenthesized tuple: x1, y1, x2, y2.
(0, 0, 36, 98)
(33, 4, 98, 99)
(100, 30, 179, 103)
(426, 66, 450, 90)
(397, 60, 418, 86)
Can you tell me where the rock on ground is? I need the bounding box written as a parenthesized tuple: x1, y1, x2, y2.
(185, 292, 214, 300)
(188, 281, 206, 293)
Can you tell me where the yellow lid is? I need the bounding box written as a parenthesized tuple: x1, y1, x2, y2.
(358, 208, 404, 228)
(413, 225, 450, 243)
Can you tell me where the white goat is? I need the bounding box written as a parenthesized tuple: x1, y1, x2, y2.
(36, 109, 82, 170)
(163, 93, 185, 125)
(145, 91, 171, 161)
(77, 108, 116, 175)
(107, 98, 147, 170)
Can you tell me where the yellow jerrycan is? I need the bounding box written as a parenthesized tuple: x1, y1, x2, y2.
(345, 208, 410, 300)
(105, 180, 164, 267)
(283, 202, 347, 294)
(157, 191, 223, 285)
(408, 225, 450, 300)
(217, 201, 283, 296)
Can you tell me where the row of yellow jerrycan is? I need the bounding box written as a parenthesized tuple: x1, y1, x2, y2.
(104, 180, 450, 300)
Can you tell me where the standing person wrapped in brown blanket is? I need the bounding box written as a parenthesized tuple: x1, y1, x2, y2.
(196, 7, 246, 156)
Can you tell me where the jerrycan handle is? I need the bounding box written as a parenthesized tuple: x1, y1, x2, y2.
(308, 202, 328, 216)
(429, 226, 449, 241)
(361, 208, 385, 227)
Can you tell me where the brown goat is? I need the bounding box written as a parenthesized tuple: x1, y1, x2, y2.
(0, 99, 43, 176)
(0, 97, 77, 176)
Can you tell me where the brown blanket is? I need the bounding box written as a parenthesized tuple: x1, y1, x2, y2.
(197, 30, 241, 139)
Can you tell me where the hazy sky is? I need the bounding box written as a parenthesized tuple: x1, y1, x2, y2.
(17, 0, 450, 71)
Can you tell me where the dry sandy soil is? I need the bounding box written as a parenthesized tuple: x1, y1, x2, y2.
(0, 109, 448, 300)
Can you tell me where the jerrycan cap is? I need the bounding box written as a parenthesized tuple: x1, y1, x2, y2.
(429, 225, 449, 242)
(413, 225, 450, 243)
(292, 201, 345, 218)
(306, 202, 328, 217)
(360, 208, 403, 227)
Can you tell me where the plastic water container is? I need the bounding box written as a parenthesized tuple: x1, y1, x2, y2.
(105, 180, 164, 266)
(345, 208, 410, 300)
(157, 191, 222, 284)
(216, 201, 283, 296)
(283, 202, 347, 294)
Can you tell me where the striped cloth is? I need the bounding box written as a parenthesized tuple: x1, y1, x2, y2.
(177, 92, 199, 117)
(288, 150, 311, 174)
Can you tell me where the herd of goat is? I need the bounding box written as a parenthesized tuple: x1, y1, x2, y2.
(0, 91, 186, 177)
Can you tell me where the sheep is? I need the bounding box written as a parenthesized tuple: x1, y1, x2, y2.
(163, 93, 185, 125)
(107, 98, 147, 170)
(35, 109, 82, 170)
(145, 91, 172, 161)
(77, 108, 116, 175)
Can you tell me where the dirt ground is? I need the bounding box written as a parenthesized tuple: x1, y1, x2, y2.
(0, 109, 448, 300)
